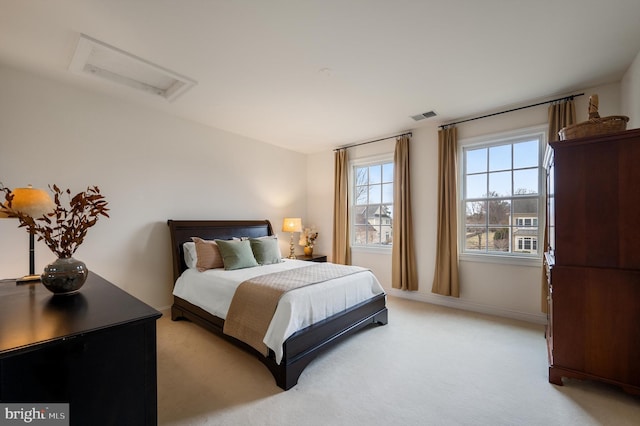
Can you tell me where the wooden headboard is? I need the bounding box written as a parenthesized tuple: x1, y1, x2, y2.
(167, 219, 274, 283)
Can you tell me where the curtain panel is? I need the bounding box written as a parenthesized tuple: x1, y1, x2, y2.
(541, 100, 575, 312)
(332, 149, 351, 265)
(431, 127, 460, 297)
(391, 136, 418, 291)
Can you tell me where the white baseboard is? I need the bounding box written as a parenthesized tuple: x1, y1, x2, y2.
(157, 305, 172, 315)
(387, 288, 547, 325)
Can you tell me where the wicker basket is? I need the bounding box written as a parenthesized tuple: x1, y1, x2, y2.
(559, 94, 628, 140)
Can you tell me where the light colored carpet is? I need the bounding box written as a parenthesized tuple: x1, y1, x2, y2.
(157, 297, 640, 425)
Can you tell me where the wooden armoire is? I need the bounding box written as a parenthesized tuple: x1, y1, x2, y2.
(544, 127, 640, 395)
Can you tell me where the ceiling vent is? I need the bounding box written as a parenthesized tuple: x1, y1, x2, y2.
(69, 34, 196, 101)
(411, 111, 437, 121)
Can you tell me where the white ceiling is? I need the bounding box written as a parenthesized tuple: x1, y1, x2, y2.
(2, 0, 640, 154)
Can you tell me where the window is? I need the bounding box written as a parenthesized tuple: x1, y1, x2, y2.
(461, 128, 544, 258)
(352, 159, 394, 246)
(516, 236, 537, 252)
(516, 217, 538, 227)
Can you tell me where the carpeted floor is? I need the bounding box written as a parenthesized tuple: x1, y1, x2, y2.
(157, 296, 640, 425)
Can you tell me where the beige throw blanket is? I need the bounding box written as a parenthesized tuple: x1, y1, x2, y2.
(223, 263, 368, 356)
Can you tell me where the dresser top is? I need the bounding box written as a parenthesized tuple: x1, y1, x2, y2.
(0, 272, 161, 357)
(550, 127, 640, 149)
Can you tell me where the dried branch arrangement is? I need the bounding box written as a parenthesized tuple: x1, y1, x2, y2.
(1, 184, 109, 258)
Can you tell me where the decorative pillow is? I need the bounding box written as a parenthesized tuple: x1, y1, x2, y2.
(191, 237, 224, 271)
(183, 241, 197, 269)
(250, 237, 282, 265)
(214, 239, 259, 270)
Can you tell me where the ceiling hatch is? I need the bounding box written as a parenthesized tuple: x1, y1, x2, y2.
(69, 34, 196, 101)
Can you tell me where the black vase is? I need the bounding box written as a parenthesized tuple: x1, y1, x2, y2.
(41, 257, 88, 295)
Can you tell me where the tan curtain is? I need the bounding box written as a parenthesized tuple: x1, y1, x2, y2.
(541, 100, 576, 311)
(432, 127, 460, 297)
(548, 100, 575, 143)
(392, 136, 418, 291)
(332, 149, 351, 265)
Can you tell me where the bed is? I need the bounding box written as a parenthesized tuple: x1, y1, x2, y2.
(167, 219, 388, 390)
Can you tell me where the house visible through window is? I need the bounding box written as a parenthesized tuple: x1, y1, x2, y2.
(352, 160, 394, 246)
(461, 129, 544, 257)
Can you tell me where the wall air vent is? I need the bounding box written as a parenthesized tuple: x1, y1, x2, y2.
(68, 34, 196, 102)
(411, 111, 437, 121)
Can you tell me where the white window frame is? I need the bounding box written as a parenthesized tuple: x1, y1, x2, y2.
(516, 236, 538, 252)
(349, 153, 394, 253)
(458, 125, 547, 267)
(516, 217, 538, 227)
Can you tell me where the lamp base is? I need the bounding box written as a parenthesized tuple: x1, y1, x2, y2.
(16, 274, 41, 285)
(288, 233, 297, 259)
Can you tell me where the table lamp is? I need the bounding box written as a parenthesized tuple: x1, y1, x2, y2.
(1, 185, 54, 283)
(282, 217, 302, 259)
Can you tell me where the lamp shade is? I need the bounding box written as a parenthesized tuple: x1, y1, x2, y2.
(8, 185, 54, 218)
(282, 217, 302, 233)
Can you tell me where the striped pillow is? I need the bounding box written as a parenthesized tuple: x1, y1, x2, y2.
(191, 237, 224, 271)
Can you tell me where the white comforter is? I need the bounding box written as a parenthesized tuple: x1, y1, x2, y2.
(173, 259, 385, 364)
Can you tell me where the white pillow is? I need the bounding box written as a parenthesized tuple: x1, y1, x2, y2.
(183, 241, 197, 269)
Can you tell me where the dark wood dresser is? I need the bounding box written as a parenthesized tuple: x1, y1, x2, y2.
(0, 272, 162, 425)
(544, 128, 640, 395)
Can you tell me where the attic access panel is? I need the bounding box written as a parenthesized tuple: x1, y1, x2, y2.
(69, 34, 196, 101)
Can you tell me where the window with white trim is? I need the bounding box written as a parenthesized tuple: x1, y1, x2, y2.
(461, 129, 544, 258)
(516, 236, 538, 252)
(352, 158, 394, 247)
(515, 217, 538, 227)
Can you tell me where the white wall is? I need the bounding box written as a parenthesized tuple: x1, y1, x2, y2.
(622, 49, 640, 129)
(304, 150, 334, 258)
(0, 64, 308, 309)
(307, 82, 622, 324)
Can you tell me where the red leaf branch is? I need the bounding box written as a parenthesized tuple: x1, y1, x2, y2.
(1, 183, 109, 258)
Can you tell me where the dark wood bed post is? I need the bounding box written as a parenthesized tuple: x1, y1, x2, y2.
(167, 219, 387, 390)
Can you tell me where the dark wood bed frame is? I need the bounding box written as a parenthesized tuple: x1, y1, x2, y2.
(167, 219, 388, 390)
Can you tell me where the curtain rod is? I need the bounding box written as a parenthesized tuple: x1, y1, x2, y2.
(333, 132, 412, 152)
(439, 93, 584, 129)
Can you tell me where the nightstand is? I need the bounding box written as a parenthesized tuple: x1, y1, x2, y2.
(296, 254, 327, 263)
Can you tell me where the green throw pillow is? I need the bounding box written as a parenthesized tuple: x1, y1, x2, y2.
(214, 239, 259, 270)
(249, 237, 282, 265)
